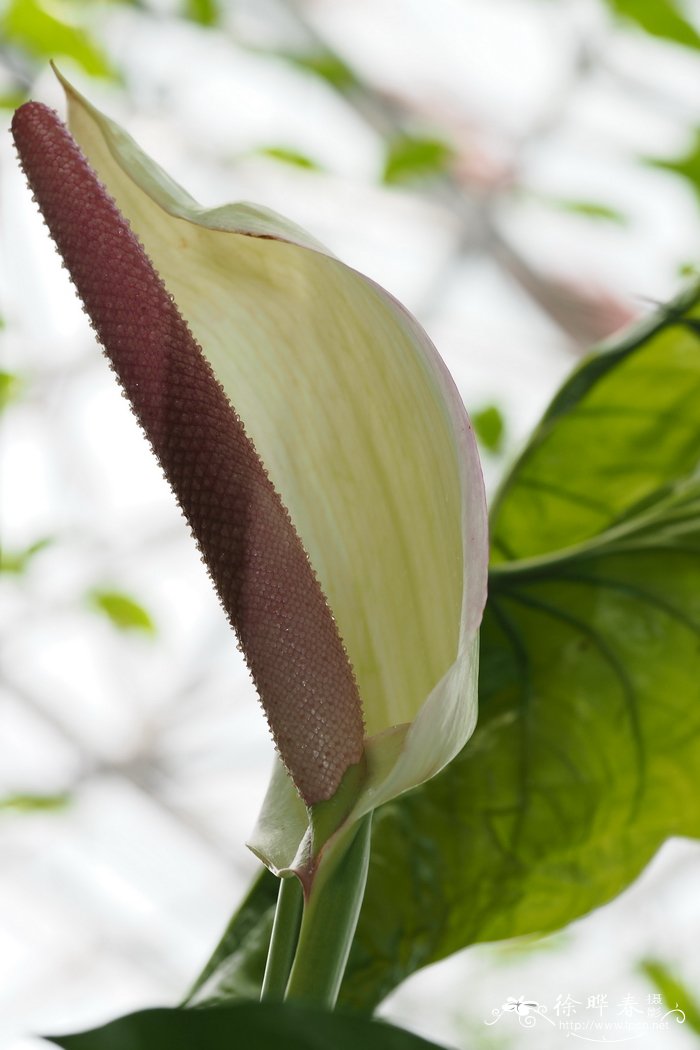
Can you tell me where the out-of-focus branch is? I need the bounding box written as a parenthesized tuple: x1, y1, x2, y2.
(0, 666, 248, 867)
(492, 233, 638, 347)
(273, 0, 632, 348)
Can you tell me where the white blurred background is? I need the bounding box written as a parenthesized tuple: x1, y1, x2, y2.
(1, 1, 700, 1047)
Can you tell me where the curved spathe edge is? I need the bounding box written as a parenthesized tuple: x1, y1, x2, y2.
(56, 65, 334, 254)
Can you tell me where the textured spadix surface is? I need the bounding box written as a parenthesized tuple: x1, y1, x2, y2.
(12, 101, 364, 807)
(13, 76, 488, 841)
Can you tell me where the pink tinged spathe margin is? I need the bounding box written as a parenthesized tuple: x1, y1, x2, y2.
(14, 79, 490, 870)
(11, 101, 365, 807)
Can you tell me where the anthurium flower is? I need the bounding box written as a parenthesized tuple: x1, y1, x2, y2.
(11, 73, 488, 875)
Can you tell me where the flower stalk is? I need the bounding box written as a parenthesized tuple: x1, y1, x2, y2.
(284, 813, 373, 1008)
(260, 875, 303, 1002)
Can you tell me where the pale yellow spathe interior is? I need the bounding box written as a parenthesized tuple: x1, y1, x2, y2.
(60, 75, 488, 808)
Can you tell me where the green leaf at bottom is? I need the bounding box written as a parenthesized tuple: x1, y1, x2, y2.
(48, 1003, 450, 1050)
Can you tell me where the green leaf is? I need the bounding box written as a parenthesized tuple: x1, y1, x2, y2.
(604, 0, 700, 50)
(545, 198, 627, 225)
(47, 1003, 450, 1050)
(382, 136, 453, 185)
(490, 282, 700, 562)
(88, 589, 156, 635)
(471, 404, 505, 453)
(183, 0, 220, 25)
(1, 536, 52, 573)
(287, 52, 358, 91)
(0, 88, 28, 109)
(192, 281, 700, 1012)
(0, 370, 24, 411)
(647, 131, 700, 204)
(258, 146, 322, 171)
(0, 792, 71, 812)
(1, 0, 117, 78)
(641, 960, 700, 1033)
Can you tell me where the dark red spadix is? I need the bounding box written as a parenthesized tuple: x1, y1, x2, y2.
(12, 101, 365, 806)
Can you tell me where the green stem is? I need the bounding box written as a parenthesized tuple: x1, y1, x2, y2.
(285, 812, 373, 1009)
(260, 874, 303, 1001)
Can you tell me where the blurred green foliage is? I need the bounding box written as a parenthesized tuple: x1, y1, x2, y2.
(547, 198, 628, 224)
(258, 146, 322, 170)
(88, 588, 156, 635)
(287, 51, 358, 91)
(642, 959, 700, 1033)
(1, 537, 52, 573)
(0, 88, 29, 109)
(0, 370, 24, 411)
(0, 0, 117, 79)
(183, 0, 220, 27)
(604, 0, 700, 50)
(382, 135, 454, 185)
(472, 404, 506, 454)
(648, 130, 700, 203)
(0, 792, 71, 812)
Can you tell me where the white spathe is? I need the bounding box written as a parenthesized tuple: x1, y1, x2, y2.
(59, 71, 488, 849)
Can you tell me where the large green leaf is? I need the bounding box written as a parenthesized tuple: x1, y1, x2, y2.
(604, 0, 700, 51)
(47, 1003, 450, 1050)
(190, 283, 700, 1011)
(490, 283, 700, 561)
(346, 497, 700, 1008)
